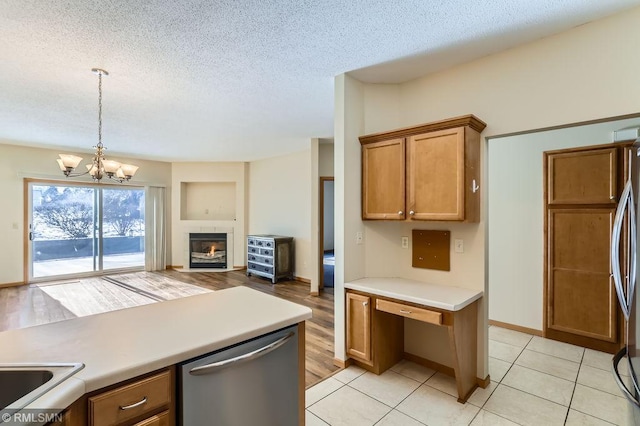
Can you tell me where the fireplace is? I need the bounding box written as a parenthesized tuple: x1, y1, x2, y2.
(189, 233, 227, 269)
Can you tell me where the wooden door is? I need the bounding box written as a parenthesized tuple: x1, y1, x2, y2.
(547, 148, 617, 205)
(346, 292, 371, 362)
(361, 139, 405, 220)
(407, 128, 465, 220)
(547, 209, 617, 342)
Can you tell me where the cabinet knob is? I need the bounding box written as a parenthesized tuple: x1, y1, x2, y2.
(363, 301, 368, 307)
(409, 210, 415, 216)
(398, 211, 403, 215)
(610, 196, 615, 200)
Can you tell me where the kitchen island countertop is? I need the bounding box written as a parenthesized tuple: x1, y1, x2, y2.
(0, 286, 312, 415)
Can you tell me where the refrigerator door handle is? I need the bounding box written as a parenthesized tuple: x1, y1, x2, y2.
(612, 179, 633, 320)
(628, 186, 636, 313)
(613, 347, 640, 407)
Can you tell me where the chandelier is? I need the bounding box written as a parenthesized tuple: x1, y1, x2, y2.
(57, 68, 138, 183)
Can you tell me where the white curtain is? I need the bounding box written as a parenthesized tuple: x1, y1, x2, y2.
(145, 186, 166, 271)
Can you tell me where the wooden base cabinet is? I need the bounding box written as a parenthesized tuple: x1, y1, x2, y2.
(360, 115, 486, 222)
(345, 289, 481, 402)
(54, 367, 175, 426)
(346, 290, 404, 374)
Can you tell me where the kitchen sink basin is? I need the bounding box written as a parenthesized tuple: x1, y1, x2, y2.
(0, 363, 84, 420)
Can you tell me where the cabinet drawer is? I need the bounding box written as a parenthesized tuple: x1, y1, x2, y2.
(247, 254, 273, 265)
(260, 248, 274, 256)
(248, 246, 259, 254)
(376, 299, 442, 325)
(247, 238, 256, 246)
(133, 410, 170, 426)
(248, 262, 274, 275)
(89, 370, 171, 426)
(255, 239, 274, 248)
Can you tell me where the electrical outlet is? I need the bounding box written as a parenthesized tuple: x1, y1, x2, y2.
(454, 239, 464, 253)
(401, 236, 409, 249)
(356, 232, 363, 245)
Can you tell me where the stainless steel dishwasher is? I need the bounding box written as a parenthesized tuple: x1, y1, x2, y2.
(178, 325, 299, 426)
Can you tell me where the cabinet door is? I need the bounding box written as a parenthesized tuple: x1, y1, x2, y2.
(361, 139, 405, 220)
(346, 292, 371, 362)
(547, 209, 617, 342)
(547, 148, 617, 205)
(407, 128, 465, 220)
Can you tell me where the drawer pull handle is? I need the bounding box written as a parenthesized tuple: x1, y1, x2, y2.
(399, 309, 412, 314)
(119, 396, 147, 411)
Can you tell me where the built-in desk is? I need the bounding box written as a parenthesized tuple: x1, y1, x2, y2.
(344, 277, 484, 403)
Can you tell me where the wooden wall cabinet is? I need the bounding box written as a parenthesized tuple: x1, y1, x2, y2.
(360, 115, 486, 222)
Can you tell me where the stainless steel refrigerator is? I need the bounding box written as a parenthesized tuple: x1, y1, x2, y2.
(612, 138, 640, 424)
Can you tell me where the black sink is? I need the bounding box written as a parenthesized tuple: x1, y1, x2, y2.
(0, 363, 83, 422)
(0, 370, 54, 410)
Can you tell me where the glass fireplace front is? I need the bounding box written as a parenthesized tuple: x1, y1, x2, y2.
(189, 233, 227, 269)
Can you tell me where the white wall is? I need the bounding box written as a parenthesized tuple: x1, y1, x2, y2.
(488, 117, 640, 331)
(0, 142, 172, 285)
(171, 162, 247, 268)
(334, 74, 366, 361)
(335, 5, 640, 377)
(248, 149, 312, 280)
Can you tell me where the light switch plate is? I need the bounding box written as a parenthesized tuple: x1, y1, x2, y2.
(356, 231, 363, 245)
(454, 239, 464, 253)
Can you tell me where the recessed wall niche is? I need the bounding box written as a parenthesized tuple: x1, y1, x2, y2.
(180, 182, 236, 220)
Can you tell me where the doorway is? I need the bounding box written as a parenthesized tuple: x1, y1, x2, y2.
(320, 177, 334, 288)
(26, 180, 145, 282)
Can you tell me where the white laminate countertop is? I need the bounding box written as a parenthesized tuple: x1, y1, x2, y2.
(0, 286, 312, 416)
(344, 277, 483, 311)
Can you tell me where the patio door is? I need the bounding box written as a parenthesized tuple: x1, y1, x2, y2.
(27, 181, 145, 282)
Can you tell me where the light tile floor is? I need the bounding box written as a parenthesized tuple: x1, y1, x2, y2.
(305, 326, 634, 425)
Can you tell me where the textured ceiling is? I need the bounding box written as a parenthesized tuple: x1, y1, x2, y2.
(1, 0, 639, 162)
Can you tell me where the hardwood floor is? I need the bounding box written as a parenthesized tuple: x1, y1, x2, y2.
(0, 270, 338, 388)
(159, 270, 338, 387)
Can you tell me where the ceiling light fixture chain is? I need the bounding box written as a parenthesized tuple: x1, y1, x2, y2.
(56, 68, 139, 183)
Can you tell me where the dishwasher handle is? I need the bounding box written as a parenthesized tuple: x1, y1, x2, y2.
(189, 331, 295, 376)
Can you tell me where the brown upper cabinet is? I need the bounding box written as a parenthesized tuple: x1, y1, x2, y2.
(547, 148, 618, 205)
(360, 115, 486, 222)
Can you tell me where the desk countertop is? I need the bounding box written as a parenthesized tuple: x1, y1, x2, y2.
(344, 277, 482, 311)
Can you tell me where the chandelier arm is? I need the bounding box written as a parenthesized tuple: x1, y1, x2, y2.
(63, 169, 92, 178)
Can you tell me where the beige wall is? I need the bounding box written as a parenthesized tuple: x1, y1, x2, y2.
(319, 142, 335, 252)
(0, 142, 172, 285)
(171, 162, 248, 269)
(335, 5, 640, 376)
(319, 141, 334, 177)
(488, 117, 640, 331)
(248, 149, 312, 280)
